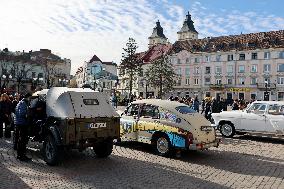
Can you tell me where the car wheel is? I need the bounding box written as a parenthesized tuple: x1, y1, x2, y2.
(43, 135, 62, 166)
(94, 139, 113, 158)
(153, 134, 172, 157)
(220, 123, 235, 138)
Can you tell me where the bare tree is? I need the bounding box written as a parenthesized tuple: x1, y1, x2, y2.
(10, 61, 35, 93)
(0, 61, 9, 91)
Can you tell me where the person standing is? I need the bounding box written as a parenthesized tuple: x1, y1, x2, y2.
(193, 97, 200, 113)
(0, 93, 12, 138)
(14, 93, 32, 161)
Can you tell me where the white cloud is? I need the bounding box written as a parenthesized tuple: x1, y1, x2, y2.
(0, 0, 283, 74)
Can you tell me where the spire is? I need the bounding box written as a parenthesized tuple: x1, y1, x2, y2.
(149, 20, 166, 39)
(178, 12, 198, 34)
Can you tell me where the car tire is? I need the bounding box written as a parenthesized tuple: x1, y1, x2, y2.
(94, 139, 113, 158)
(153, 134, 172, 157)
(220, 123, 235, 138)
(43, 135, 62, 166)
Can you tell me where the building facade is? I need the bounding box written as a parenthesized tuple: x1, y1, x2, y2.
(0, 48, 71, 94)
(75, 54, 118, 95)
(133, 12, 284, 101)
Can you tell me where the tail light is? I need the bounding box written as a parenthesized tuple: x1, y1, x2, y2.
(186, 132, 194, 144)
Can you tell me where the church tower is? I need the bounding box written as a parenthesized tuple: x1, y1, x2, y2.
(148, 20, 168, 48)
(177, 12, 198, 41)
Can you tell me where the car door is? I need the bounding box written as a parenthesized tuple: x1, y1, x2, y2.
(241, 103, 268, 132)
(137, 104, 160, 144)
(266, 104, 284, 135)
(120, 104, 140, 141)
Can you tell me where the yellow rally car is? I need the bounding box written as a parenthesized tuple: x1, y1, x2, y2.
(120, 99, 219, 156)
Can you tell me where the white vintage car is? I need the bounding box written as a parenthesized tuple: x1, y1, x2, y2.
(212, 101, 284, 138)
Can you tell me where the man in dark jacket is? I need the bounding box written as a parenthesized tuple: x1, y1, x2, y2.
(14, 93, 32, 161)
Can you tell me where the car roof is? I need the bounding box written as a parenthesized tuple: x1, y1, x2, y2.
(252, 101, 284, 105)
(132, 99, 187, 110)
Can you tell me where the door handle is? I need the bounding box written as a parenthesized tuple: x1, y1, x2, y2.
(154, 120, 160, 123)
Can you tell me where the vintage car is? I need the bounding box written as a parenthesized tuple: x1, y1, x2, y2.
(14, 87, 120, 165)
(120, 99, 219, 156)
(211, 101, 284, 138)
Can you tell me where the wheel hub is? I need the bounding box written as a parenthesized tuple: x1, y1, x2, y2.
(222, 124, 232, 136)
(45, 141, 54, 160)
(157, 137, 169, 154)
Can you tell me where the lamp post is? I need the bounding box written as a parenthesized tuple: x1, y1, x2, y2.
(264, 81, 269, 101)
(1, 74, 12, 93)
(140, 78, 148, 99)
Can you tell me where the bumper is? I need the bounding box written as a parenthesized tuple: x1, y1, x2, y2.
(188, 139, 220, 150)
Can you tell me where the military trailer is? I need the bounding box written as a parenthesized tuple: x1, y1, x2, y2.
(20, 87, 120, 165)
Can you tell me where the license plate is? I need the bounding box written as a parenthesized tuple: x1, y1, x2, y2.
(89, 123, 107, 129)
(201, 126, 213, 131)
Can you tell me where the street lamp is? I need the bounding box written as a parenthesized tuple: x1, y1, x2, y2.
(1, 74, 12, 92)
(264, 80, 269, 101)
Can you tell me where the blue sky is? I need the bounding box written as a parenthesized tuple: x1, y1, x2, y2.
(0, 0, 283, 74)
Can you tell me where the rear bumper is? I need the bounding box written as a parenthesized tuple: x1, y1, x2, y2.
(188, 139, 220, 150)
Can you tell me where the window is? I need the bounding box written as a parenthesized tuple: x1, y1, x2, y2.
(176, 68, 182, 75)
(251, 65, 257, 72)
(185, 68, 190, 76)
(278, 92, 284, 101)
(186, 58, 190, 64)
(248, 103, 267, 114)
(264, 64, 271, 72)
(126, 104, 140, 116)
(268, 104, 284, 115)
(194, 67, 199, 74)
(205, 67, 211, 74)
(238, 65, 245, 73)
(277, 77, 284, 85)
(205, 56, 210, 62)
(228, 54, 233, 61)
(205, 77, 211, 84)
(215, 66, 222, 74)
(239, 54, 245, 60)
(216, 55, 221, 62)
(194, 57, 199, 63)
(175, 106, 196, 114)
(239, 77, 245, 85)
(141, 105, 159, 118)
(227, 65, 233, 73)
(279, 51, 284, 59)
(251, 78, 257, 85)
(216, 79, 222, 85)
(264, 52, 270, 59)
(177, 58, 181, 64)
(194, 78, 199, 85)
(278, 64, 284, 72)
(185, 78, 190, 85)
(176, 79, 182, 86)
(227, 78, 233, 85)
(252, 52, 258, 60)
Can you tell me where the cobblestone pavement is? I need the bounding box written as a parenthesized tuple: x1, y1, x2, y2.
(0, 134, 283, 189)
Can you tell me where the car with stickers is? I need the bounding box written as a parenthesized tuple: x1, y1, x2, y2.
(15, 87, 120, 165)
(120, 99, 219, 156)
(211, 101, 284, 138)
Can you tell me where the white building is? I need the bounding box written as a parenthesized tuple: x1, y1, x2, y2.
(75, 54, 118, 95)
(135, 12, 284, 101)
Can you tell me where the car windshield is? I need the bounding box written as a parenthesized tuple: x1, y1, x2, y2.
(247, 103, 267, 114)
(175, 106, 196, 114)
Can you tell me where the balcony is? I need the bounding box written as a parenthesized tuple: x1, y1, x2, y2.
(256, 83, 276, 90)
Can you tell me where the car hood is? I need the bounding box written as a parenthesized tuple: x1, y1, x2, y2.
(212, 110, 243, 117)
